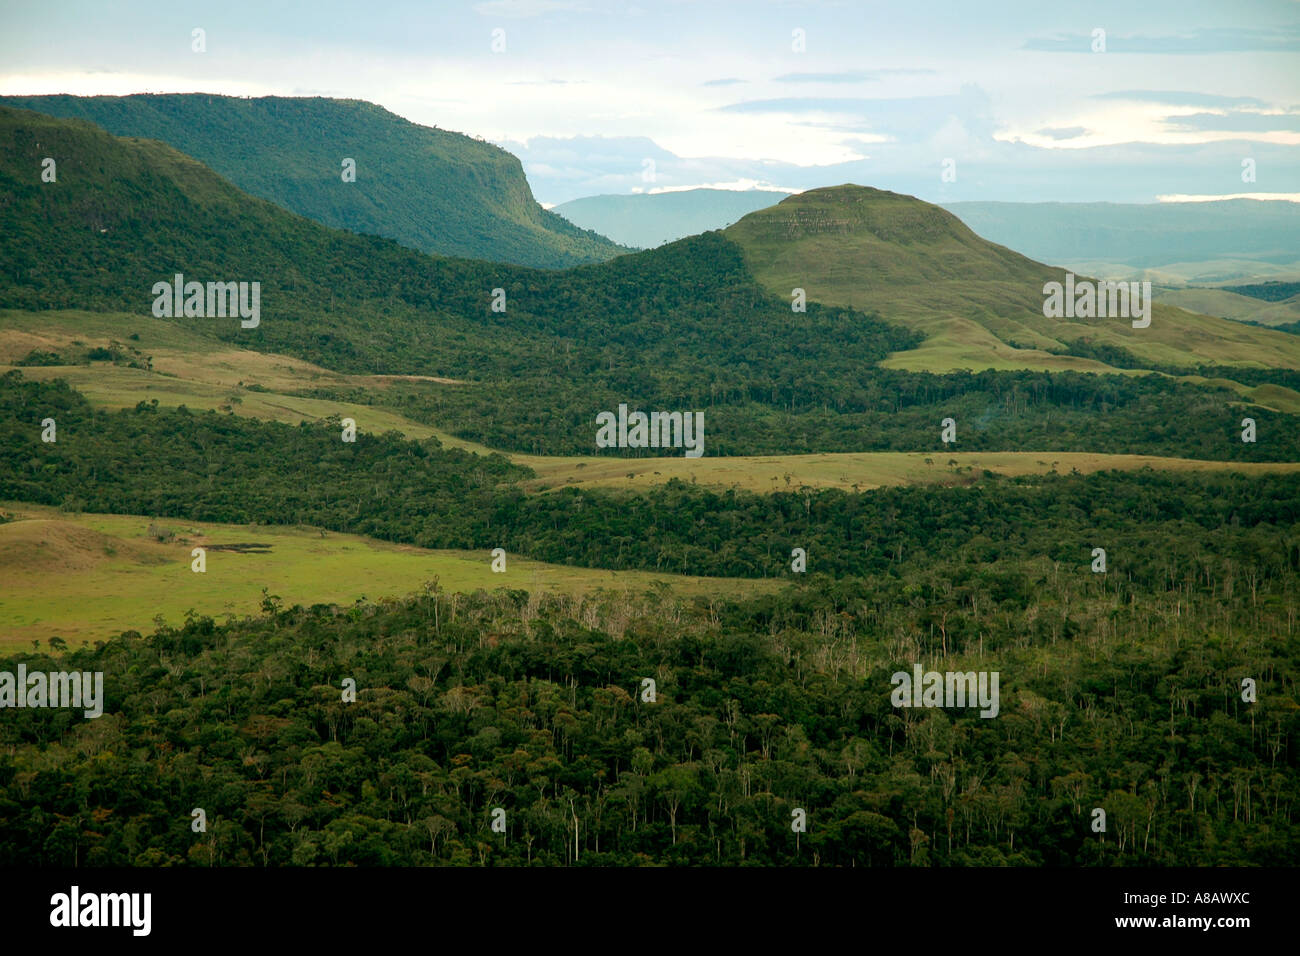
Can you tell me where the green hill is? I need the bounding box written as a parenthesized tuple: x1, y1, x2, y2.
(726, 185, 1300, 374)
(0, 93, 626, 269)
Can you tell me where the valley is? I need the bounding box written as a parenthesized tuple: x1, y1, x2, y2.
(0, 90, 1295, 875)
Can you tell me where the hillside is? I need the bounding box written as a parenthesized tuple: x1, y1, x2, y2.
(6, 109, 1300, 462)
(553, 188, 793, 248)
(0, 93, 626, 269)
(725, 186, 1300, 374)
(1157, 287, 1300, 328)
(0, 103, 541, 375)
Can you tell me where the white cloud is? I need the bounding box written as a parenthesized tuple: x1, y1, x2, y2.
(472, 0, 587, 17)
(647, 179, 798, 194)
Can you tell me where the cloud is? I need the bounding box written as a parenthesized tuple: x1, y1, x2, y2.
(1163, 111, 1300, 133)
(719, 96, 854, 114)
(715, 87, 996, 145)
(1093, 90, 1270, 109)
(1023, 26, 1300, 54)
(647, 180, 797, 194)
(773, 71, 875, 83)
(473, 0, 587, 18)
(507, 126, 1300, 209)
(717, 96, 911, 114)
(702, 77, 746, 87)
(773, 69, 935, 83)
(1036, 126, 1089, 140)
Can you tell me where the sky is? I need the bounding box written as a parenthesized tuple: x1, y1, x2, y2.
(2, 0, 1298, 205)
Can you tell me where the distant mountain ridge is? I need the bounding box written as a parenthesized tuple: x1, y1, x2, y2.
(552, 186, 1300, 285)
(0, 93, 627, 269)
(554, 188, 793, 248)
(941, 199, 1300, 275)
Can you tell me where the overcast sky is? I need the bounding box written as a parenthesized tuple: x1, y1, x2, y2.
(2, 0, 1298, 204)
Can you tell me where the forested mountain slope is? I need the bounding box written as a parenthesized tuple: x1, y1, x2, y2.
(5, 107, 1299, 460)
(0, 94, 625, 268)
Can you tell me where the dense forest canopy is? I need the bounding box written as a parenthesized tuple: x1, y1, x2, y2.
(0, 555, 1294, 866)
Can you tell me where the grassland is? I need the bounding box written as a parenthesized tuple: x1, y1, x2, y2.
(8, 310, 1300, 497)
(1066, 258, 1300, 286)
(520, 450, 1300, 492)
(0, 502, 780, 648)
(0, 308, 478, 439)
(1156, 287, 1300, 327)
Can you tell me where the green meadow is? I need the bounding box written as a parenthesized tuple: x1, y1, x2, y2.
(0, 503, 778, 648)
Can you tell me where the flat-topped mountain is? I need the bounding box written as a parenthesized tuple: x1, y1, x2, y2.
(0, 93, 626, 269)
